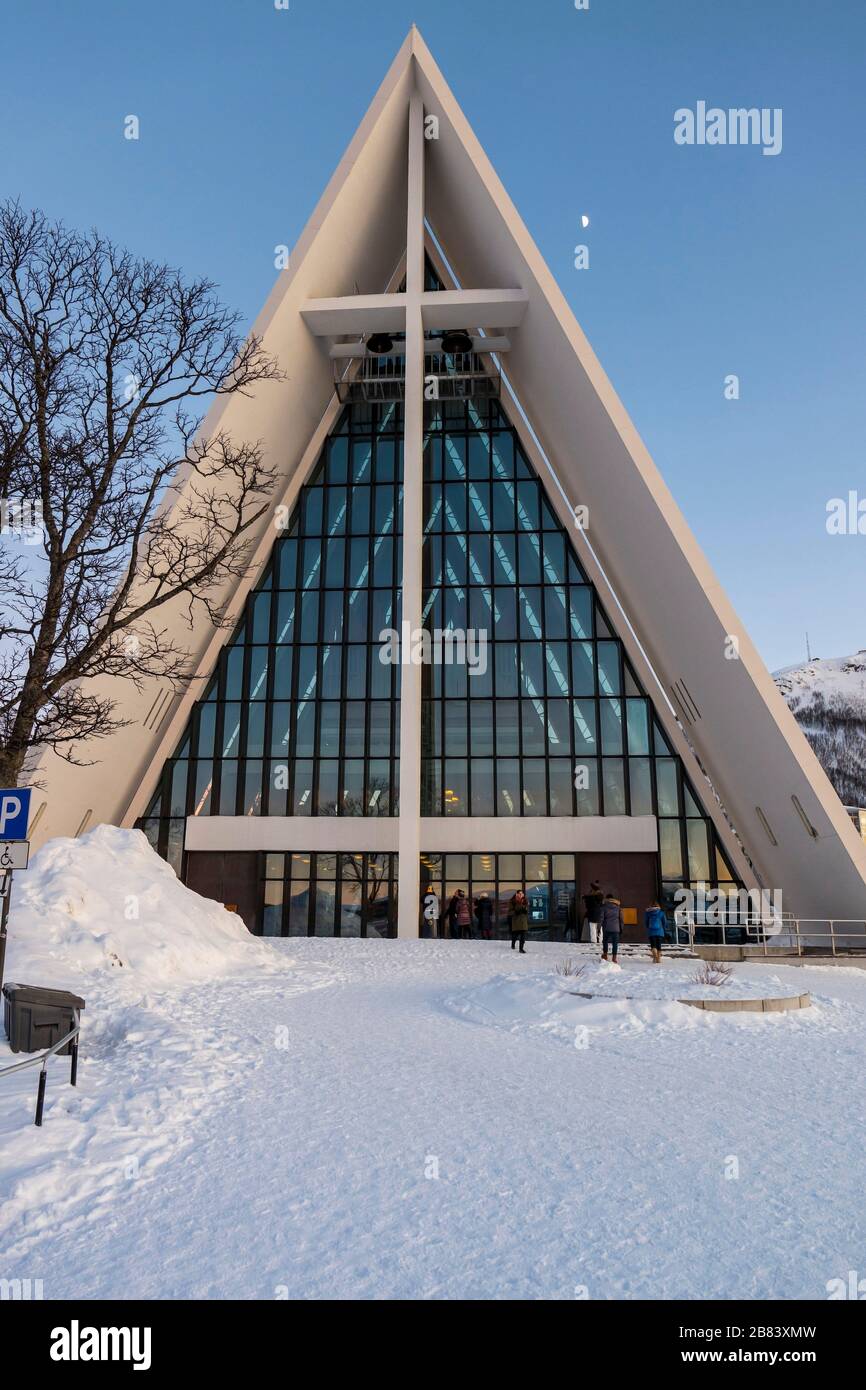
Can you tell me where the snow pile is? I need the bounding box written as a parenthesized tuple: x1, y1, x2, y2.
(443, 958, 807, 1045)
(550, 958, 799, 1002)
(0, 831, 329, 1255)
(445, 969, 694, 1041)
(6, 824, 282, 992)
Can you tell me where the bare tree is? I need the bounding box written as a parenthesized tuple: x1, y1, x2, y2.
(0, 202, 281, 787)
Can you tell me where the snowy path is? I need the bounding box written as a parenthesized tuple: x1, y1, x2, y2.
(1, 939, 865, 1300)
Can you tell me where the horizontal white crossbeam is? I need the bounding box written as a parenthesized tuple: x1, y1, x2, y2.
(301, 294, 407, 335)
(303, 289, 528, 338)
(419, 289, 528, 330)
(184, 815, 658, 855)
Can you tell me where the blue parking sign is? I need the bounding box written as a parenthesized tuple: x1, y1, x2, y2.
(0, 789, 31, 840)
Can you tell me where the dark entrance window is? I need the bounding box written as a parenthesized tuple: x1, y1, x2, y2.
(259, 850, 397, 938)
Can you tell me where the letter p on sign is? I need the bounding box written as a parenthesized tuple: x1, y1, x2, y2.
(0, 789, 30, 838)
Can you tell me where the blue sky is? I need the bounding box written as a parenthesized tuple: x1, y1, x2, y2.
(2, 0, 863, 671)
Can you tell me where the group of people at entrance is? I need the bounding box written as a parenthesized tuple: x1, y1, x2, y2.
(574, 881, 667, 963)
(421, 887, 530, 952)
(422, 882, 667, 961)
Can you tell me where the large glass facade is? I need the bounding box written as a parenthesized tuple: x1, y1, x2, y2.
(419, 395, 738, 908)
(138, 383, 740, 934)
(138, 400, 404, 879)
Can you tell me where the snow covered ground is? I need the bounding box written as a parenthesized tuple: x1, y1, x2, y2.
(1, 831, 865, 1301)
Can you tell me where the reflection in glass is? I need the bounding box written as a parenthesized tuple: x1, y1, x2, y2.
(659, 820, 684, 878)
(263, 881, 283, 937)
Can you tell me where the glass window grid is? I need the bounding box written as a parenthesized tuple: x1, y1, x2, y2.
(258, 850, 398, 937)
(418, 402, 738, 888)
(422, 412, 641, 820)
(137, 395, 742, 902)
(141, 412, 403, 826)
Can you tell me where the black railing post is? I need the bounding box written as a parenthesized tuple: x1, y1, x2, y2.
(0, 870, 12, 996)
(2, 1015, 81, 1128)
(35, 1066, 47, 1127)
(70, 1019, 79, 1088)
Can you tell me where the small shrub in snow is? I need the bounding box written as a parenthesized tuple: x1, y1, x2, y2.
(692, 960, 734, 988)
(555, 958, 587, 980)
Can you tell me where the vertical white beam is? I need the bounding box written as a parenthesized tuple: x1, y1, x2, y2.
(396, 85, 425, 938)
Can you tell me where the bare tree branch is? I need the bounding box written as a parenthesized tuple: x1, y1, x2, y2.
(0, 200, 282, 786)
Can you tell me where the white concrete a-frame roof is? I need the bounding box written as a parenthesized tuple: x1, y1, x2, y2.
(30, 26, 866, 923)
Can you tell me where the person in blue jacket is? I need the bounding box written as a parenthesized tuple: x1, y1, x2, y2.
(645, 899, 667, 963)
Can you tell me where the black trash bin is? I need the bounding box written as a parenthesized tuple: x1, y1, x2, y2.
(2, 983, 85, 1055)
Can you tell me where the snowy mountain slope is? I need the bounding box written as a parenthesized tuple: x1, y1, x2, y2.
(774, 652, 866, 807)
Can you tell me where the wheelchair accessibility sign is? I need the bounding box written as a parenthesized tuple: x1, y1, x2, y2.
(0, 841, 29, 871)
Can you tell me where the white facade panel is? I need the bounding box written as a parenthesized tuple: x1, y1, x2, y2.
(184, 815, 657, 856)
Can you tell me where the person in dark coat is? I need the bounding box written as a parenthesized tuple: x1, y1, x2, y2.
(508, 890, 529, 953)
(474, 892, 494, 940)
(582, 881, 604, 944)
(448, 888, 473, 939)
(645, 900, 667, 963)
(445, 891, 458, 938)
(456, 889, 473, 939)
(599, 893, 624, 963)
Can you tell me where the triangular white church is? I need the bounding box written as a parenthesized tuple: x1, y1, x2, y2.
(30, 28, 866, 937)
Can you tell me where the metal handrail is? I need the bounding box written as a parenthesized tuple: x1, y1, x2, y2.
(0, 1012, 80, 1126)
(770, 919, 866, 958)
(675, 914, 866, 957)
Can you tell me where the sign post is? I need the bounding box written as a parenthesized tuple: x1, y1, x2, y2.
(0, 789, 32, 995)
